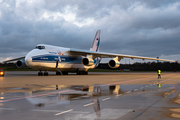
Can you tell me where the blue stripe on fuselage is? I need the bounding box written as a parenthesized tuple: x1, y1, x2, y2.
(32, 54, 82, 64)
(32, 54, 101, 67)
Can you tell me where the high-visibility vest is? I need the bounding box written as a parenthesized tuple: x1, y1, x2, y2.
(158, 70, 161, 74)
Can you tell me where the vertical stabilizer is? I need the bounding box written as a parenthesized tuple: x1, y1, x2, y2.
(90, 30, 100, 52)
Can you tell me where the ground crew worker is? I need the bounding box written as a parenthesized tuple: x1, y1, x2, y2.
(157, 70, 161, 79)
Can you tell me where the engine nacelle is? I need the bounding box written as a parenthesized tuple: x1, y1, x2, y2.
(16, 59, 27, 68)
(108, 60, 120, 68)
(82, 57, 94, 66)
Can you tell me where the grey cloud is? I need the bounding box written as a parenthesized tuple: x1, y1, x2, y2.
(0, 0, 180, 62)
(136, 0, 180, 8)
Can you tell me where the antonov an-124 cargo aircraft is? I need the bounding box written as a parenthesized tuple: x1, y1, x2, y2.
(3, 30, 176, 76)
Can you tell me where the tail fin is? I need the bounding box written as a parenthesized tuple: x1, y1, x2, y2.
(90, 30, 100, 52)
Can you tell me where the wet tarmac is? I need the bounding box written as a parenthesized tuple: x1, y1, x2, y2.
(0, 71, 180, 120)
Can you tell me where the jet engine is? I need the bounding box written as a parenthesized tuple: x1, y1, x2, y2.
(108, 59, 120, 68)
(82, 57, 94, 66)
(16, 59, 27, 68)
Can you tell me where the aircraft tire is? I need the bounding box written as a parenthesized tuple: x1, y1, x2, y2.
(44, 72, 48, 76)
(77, 71, 88, 75)
(38, 71, 43, 76)
(56, 71, 61, 75)
(62, 72, 68, 75)
(85, 71, 88, 75)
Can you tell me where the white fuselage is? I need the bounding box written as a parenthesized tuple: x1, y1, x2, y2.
(25, 44, 100, 72)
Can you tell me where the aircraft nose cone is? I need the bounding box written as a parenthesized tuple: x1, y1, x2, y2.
(25, 54, 32, 67)
(25, 50, 34, 67)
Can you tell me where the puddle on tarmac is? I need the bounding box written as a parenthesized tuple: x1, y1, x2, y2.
(1, 83, 180, 119)
(169, 93, 180, 119)
(1, 84, 177, 106)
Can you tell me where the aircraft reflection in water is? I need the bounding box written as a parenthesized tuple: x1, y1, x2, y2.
(93, 98, 101, 117)
(25, 85, 120, 108)
(92, 86, 101, 117)
(25, 84, 166, 117)
(109, 85, 121, 95)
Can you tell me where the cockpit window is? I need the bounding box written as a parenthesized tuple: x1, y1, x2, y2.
(35, 46, 45, 50)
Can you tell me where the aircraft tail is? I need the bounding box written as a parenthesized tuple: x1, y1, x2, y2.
(90, 30, 100, 52)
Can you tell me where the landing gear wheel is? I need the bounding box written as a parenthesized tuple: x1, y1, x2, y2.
(56, 71, 61, 75)
(85, 71, 88, 75)
(62, 72, 68, 75)
(77, 71, 88, 75)
(38, 71, 43, 76)
(44, 71, 49, 76)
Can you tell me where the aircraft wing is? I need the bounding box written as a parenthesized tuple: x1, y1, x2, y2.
(69, 49, 176, 62)
(2, 56, 25, 63)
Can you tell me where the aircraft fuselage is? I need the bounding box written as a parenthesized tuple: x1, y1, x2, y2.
(25, 44, 100, 72)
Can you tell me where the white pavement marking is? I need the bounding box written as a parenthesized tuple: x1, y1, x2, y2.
(140, 87, 144, 89)
(126, 91, 131, 94)
(102, 97, 111, 101)
(134, 89, 138, 91)
(55, 109, 73, 116)
(116, 94, 122, 97)
(33, 110, 61, 112)
(81, 95, 90, 98)
(0, 108, 15, 110)
(32, 109, 90, 114)
(71, 97, 82, 100)
(83, 103, 94, 107)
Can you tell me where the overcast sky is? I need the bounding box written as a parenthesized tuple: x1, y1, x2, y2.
(0, 0, 180, 63)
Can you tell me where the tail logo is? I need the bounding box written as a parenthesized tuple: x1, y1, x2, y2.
(90, 30, 100, 52)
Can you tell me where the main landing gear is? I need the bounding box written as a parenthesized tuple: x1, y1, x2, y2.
(38, 71, 49, 76)
(77, 71, 88, 75)
(56, 71, 68, 75)
(37, 70, 88, 76)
